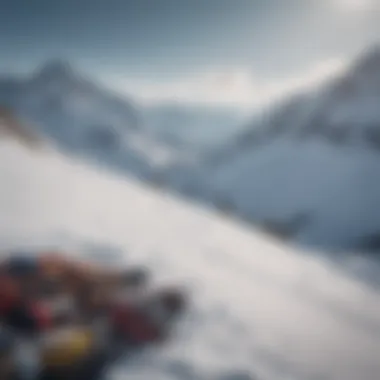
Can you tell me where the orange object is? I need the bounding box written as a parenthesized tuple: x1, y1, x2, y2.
(39, 252, 69, 277)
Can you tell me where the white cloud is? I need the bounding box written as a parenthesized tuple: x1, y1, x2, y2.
(110, 58, 347, 109)
(332, 0, 377, 12)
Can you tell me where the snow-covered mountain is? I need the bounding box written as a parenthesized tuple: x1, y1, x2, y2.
(187, 45, 380, 252)
(1, 129, 380, 380)
(0, 60, 183, 181)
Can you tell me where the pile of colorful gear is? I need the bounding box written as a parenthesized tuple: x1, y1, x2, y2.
(0, 251, 187, 380)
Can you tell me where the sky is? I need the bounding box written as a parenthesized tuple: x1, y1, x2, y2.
(1, 0, 380, 107)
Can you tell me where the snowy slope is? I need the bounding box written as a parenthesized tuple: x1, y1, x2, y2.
(203, 140, 380, 250)
(196, 46, 380, 251)
(1, 135, 380, 380)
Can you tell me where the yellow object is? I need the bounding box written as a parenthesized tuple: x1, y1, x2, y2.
(41, 328, 94, 368)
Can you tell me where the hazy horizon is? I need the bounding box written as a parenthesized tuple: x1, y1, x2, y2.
(2, 0, 380, 108)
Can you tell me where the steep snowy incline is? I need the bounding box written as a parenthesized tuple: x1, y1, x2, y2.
(0, 139, 380, 380)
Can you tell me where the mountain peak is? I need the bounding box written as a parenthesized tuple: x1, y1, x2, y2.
(33, 59, 76, 83)
(352, 44, 380, 75)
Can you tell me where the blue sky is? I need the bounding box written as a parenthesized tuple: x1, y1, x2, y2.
(1, 0, 379, 106)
